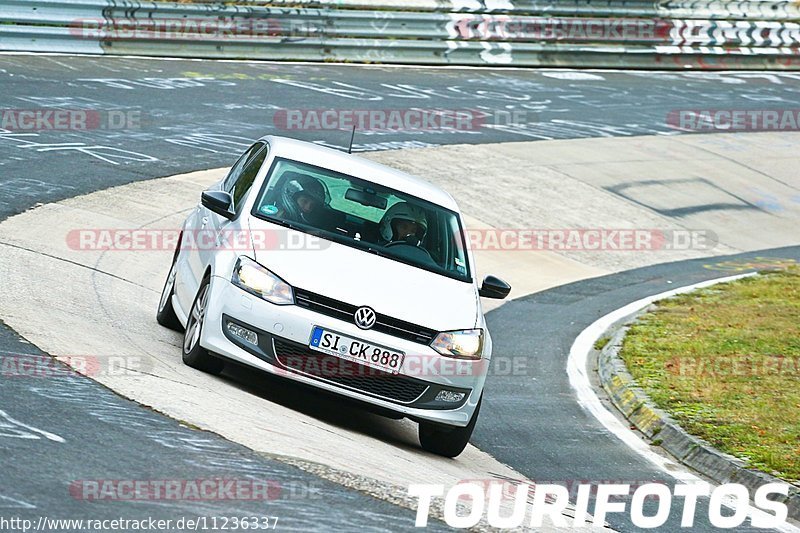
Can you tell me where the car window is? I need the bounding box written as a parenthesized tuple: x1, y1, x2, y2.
(251, 157, 471, 282)
(231, 145, 268, 212)
(222, 142, 263, 194)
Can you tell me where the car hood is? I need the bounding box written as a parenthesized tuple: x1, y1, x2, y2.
(248, 218, 478, 331)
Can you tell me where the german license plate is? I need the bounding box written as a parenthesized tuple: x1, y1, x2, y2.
(309, 326, 404, 374)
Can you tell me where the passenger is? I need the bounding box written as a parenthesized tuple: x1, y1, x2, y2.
(278, 174, 330, 225)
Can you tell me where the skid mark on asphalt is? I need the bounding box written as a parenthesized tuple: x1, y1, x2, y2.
(604, 177, 765, 217)
(0, 240, 155, 292)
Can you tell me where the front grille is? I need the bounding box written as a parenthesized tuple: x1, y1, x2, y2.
(294, 288, 437, 345)
(273, 338, 429, 404)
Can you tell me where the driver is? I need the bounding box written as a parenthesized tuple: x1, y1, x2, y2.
(278, 173, 330, 225)
(378, 202, 428, 246)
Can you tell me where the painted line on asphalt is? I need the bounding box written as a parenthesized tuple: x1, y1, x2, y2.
(0, 51, 550, 70)
(0, 408, 66, 443)
(0, 52, 779, 76)
(566, 272, 800, 533)
(0, 51, 713, 74)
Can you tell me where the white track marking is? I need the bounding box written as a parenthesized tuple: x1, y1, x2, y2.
(0, 494, 36, 509)
(0, 51, 736, 74)
(0, 408, 66, 443)
(567, 273, 799, 532)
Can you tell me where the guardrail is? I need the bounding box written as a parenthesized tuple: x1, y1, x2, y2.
(1, 0, 799, 68)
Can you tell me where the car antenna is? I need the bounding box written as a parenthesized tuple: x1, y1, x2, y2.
(347, 125, 356, 154)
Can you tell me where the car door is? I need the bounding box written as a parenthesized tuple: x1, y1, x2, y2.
(197, 142, 270, 275)
(174, 142, 266, 312)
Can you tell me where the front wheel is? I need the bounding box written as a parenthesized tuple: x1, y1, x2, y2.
(182, 277, 225, 375)
(418, 396, 481, 458)
(156, 259, 182, 331)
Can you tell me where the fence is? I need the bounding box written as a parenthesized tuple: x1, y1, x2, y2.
(1, 0, 799, 68)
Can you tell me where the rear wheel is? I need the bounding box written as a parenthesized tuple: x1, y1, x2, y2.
(182, 277, 225, 375)
(419, 396, 481, 458)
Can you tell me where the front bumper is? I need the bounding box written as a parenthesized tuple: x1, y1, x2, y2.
(199, 276, 487, 427)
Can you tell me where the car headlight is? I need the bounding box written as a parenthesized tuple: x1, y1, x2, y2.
(430, 329, 484, 360)
(232, 257, 294, 305)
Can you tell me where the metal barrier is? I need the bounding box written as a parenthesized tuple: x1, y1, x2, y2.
(1, 0, 799, 68)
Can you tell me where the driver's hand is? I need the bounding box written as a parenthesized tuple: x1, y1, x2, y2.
(402, 234, 421, 246)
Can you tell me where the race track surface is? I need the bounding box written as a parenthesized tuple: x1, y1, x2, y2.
(482, 248, 800, 532)
(2, 55, 799, 532)
(3, 55, 800, 221)
(0, 324, 447, 531)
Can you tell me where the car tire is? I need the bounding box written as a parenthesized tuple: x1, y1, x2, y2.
(182, 276, 225, 375)
(418, 396, 481, 458)
(156, 258, 183, 331)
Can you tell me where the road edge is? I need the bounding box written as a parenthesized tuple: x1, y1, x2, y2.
(595, 279, 800, 523)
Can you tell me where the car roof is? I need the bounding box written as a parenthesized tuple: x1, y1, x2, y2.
(260, 135, 459, 212)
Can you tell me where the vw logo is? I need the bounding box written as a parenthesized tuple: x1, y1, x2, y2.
(354, 306, 376, 330)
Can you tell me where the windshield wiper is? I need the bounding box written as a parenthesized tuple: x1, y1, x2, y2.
(365, 246, 390, 258)
(257, 215, 303, 233)
(365, 246, 421, 271)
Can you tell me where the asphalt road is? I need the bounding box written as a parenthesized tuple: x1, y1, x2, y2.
(481, 247, 800, 532)
(3, 55, 800, 224)
(2, 54, 799, 531)
(0, 321, 449, 531)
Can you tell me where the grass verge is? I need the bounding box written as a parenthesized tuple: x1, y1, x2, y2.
(619, 267, 800, 482)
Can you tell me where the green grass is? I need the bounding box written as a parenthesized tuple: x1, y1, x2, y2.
(619, 267, 800, 482)
(594, 336, 611, 351)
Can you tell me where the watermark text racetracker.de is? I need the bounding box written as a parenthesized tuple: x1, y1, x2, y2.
(271, 108, 617, 133)
(66, 228, 328, 252)
(452, 16, 670, 41)
(467, 228, 717, 252)
(1, 354, 152, 378)
(667, 355, 799, 377)
(68, 478, 322, 501)
(274, 108, 484, 132)
(0, 516, 279, 532)
(409, 480, 791, 529)
(0, 109, 140, 131)
(275, 353, 527, 380)
(70, 17, 285, 40)
(66, 228, 717, 252)
(667, 109, 800, 131)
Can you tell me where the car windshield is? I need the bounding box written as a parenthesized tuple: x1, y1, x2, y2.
(252, 157, 471, 282)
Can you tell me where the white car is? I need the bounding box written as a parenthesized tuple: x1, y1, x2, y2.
(157, 136, 510, 457)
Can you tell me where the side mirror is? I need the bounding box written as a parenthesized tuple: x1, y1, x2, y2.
(201, 191, 235, 220)
(479, 275, 511, 299)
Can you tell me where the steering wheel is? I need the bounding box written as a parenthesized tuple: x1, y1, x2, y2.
(386, 234, 423, 247)
(385, 240, 435, 262)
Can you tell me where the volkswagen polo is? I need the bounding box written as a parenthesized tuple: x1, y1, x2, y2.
(156, 136, 510, 457)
